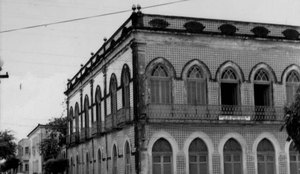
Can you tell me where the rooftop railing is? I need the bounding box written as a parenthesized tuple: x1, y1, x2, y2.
(144, 104, 284, 123)
(65, 12, 300, 95)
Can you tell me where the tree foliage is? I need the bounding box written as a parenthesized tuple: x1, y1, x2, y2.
(0, 156, 20, 172)
(0, 130, 17, 159)
(47, 117, 68, 137)
(282, 86, 300, 152)
(40, 138, 60, 161)
(46, 117, 68, 146)
(39, 117, 68, 162)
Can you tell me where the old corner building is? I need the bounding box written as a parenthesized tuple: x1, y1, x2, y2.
(65, 8, 300, 174)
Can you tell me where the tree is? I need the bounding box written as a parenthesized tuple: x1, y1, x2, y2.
(0, 156, 20, 173)
(0, 130, 17, 159)
(46, 117, 68, 146)
(39, 117, 68, 162)
(282, 86, 300, 152)
(40, 138, 61, 161)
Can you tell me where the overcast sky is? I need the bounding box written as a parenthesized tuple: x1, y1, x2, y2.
(0, 0, 300, 141)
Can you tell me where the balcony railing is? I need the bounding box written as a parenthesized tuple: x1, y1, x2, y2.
(91, 122, 98, 136)
(116, 107, 133, 125)
(66, 135, 70, 145)
(144, 104, 284, 123)
(106, 107, 133, 130)
(70, 134, 77, 144)
(80, 129, 86, 142)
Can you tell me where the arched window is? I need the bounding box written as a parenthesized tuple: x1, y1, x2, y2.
(187, 66, 207, 105)
(125, 141, 131, 174)
(254, 69, 272, 106)
(69, 107, 74, 135)
(221, 68, 240, 106)
(75, 103, 80, 135)
(122, 66, 130, 108)
(257, 139, 275, 174)
(110, 75, 118, 127)
(254, 69, 273, 120)
(95, 86, 102, 131)
(189, 138, 208, 174)
(286, 71, 300, 104)
(84, 95, 90, 136)
(86, 153, 89, 174)
(289, 142, 300, 174)
(223, 138, 242, 174)
(152, 138, 172, 174)
(150, 64, 172, 104)
(113, 145, 118, 174)
(98, 149, 101, 174)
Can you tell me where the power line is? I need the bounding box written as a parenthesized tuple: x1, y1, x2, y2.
(0, 0, 189, 34)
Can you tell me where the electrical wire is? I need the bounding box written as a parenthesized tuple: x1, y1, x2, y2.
(0, 0, 189, 34)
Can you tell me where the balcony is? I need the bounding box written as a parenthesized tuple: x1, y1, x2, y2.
(66, 135, 70, 145)
(144, 104, 284, 123)
(91, 122, 98, 136)
(70, 134, 76, 144)
(106, 107, 133, 131)
(80, 129, 86, 142)
(116, 107, 133, 125)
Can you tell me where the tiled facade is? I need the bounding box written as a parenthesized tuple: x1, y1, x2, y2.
(65, 9, 300, 174)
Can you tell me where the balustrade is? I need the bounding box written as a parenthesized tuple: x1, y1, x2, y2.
(144, 104, 284, 123)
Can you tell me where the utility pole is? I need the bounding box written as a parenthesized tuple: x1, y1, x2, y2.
(0, 58, 9, 80)
(0, 58, 9, 127)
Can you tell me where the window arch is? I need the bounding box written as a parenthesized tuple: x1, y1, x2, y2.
(150, 64, 172, 104)
(112, 145, 118, 174)
(187, 65, 207, 105)
(188, 138, 208, 174)
(110, 74, 118, 127)
(122, 65, 130, 108)
(286, 71, 300, 104)
(152, 138, 172, 174)
(84, 95, 90, 132)
(254, 69, 270, 82)
(125, 141, 131, 174)
(95, 86, 102, 131)
(223, 138, 242, 174)
(257, 139, 275, 174)
(98, 149, 101, 174)
(289, 142, 300, 174)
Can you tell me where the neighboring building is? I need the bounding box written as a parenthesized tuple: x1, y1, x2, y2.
(27, 124, 50, 174)
(17, 138, 30, 174)
(65, 7, 300, 174)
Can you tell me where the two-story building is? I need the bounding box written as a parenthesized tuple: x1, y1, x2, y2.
(65, 7, 300, 174)
(17, 138, 30, 174)
(27, 124, 50, 174)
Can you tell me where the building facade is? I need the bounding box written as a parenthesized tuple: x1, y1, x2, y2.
(65, 9, 300, 174)
(17, 138, 30, 174)
(27, 124, 50, 174)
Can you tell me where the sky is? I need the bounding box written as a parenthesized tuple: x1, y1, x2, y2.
(0, 0, 300, 141)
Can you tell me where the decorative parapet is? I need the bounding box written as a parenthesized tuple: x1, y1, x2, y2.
(65, 10, 300, 95)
